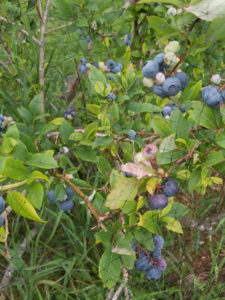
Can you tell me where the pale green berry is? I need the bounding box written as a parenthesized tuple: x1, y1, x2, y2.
(164, 41, 180, 53)
(143, 77, 154, 88)
(167, 7, 177, 17)
(164, 52, 180, 67)
(99, 61, 105, 69)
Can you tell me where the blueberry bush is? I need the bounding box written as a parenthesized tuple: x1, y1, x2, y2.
(0, 0, 225, 298)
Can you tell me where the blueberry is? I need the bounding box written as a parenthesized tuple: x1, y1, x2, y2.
(142, 60, 159, 78)
(66, 187, 75, 199)
(79, 65, 87, 74)
(59, 199, 74, 211)
(92, 62, 99, 68)
(221, 90, 225, 101)
(106, 59, 116, 70)
(175, 72, 189, 90)
(154, 53, 168, 72)
(85, 35, 91, 42)
(0, 197, 5, 212)
(156, 258, 167, 272)
(162, 77, 182, 96)
(153, 235, 164, 250)
(131, 241, 137, 251)
(125, 39, 132, 46)
(80, 57, 87, 65)
(125, 172, 133, 178)
(135, 251, 151, 271)
(163, 177, 179, 197)
(65, 108, 72, 114)
(162, 106, 172, 116)
(0, 115, 5, 121)
(152, 248, 161, 261)
(180, 104, 186, 113)
(0, 215, 4, 227)
(145, 265, 162, 280)
(71, 111, 76, 117)
(148, 194, 168, 210)
(111, 65, 121, 74)
(128, 129, 136, 140)
(153, 85, 167, 99)
(107, 73, 113, 80)
(106, 92, 116, 101)
(47, 190, 57, 204)
(126, 33, 131, 40)
(117, 63, 123, 71)
(202, 85, 223, 107)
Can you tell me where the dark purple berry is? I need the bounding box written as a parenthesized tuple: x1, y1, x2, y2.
(145, 265, 162, 280)
(148, 194, 168, 210)
(163, 177, 178, 197)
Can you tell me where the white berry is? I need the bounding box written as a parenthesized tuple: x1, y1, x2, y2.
(155, 72, 165, 85)
(167, 7, 177, 17)
(143, 77, 154, 88)
(164, 41, 180, 53)
(210, 74, 221, 85)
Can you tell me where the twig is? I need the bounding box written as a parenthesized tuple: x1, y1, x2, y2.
(167, 140, 200, 174)
(46, 22, 73, 35)
(66, 74, 80, 104)
(0, 180, 27, 192)
(39, 0, 51, 113)
(0, 61, 24, 86)
(106, 287, 115, 300)
(111, 284, 125, 300)
(0, 227, 38, 294)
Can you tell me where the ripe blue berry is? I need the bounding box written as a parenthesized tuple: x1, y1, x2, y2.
(80, 57, 87, 65)
(153, 235, 164, 250)
(92, 62, 99, 68)
(148, 194, 168, 210)
(47, 190, 57, 204)
(111, 65, 121, 74)
(106, 92, 116, 101)
(128, 130, 136, 140)
(221, 90, 225, 101)
(131, 241, 137, 251)
(106, 59, 116, 70)
(154, 53, 168, 72)
(162, 106, 173, 116)
(66, 187, 75, 199)
(175, 72, 189, 90)
(163, 177, 179, 197)
(142, 60, 159, 78)
(0, 215, 4, 227)
(152, 248, 161, 261)
(79, 65, 87, 74)
(125, 172, 133, 178)
(145, 265, 162, 280)
(85, 35, 91, 42)
(162, 77, 182, 96)
(153, 85, 167, 99)
(135, 251, 151, 271)
(0, 197, 5, 212)
(202, 85, 223, 107)
(59, 199, 74, 211)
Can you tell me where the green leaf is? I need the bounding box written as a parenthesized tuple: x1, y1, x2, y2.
(151, 117, 172, 137)
(169, 109, 191, 138)
(159, 134, 177, 153)
(134, 228, 154, 250)
(74, 146, 97, 162)
(60, 120, 74, 144)
(189, 101, 222, 129)
(205, 151, 224, 167)
(99, 249, 121, 289)
(114, 237, 136, 270)
(29, 94, 42, 116)
(92, 136, 113, 149)
(156, 149, 183, 165)
(97, 156, 112, 177)
(26, 154, 58, 169)
(94, 81, 105, 96)
(182, 80, 202, 102)
(27, 171, 50, 185)
(138, 211, 158, 233)
(215, 132, 225, 149)
(27, 182, 44, 210)
(6, 191, 46, 223)
(188, 168, 201, 191)
(105, 175, 138, 210)
(86, 104, 100, 115)
(208, 17, 225, 41)
(147, 16, 179, 36)
(0, 137, 18, 154)
(4, 125, 20, 140)
(4, 158, 28, 181)
(51, 117, 64, 125)
(95, 229, 113, 248)
(89, 65, 106, 85)
(128, 102, 161, 113)
(18, 107, 32, 124)
(167, 202, 189, 219)
(161, 216, 183, 234)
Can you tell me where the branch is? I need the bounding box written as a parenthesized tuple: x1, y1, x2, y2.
(39, 0, 51, 113)
(52, 173, 106, 227)
(0, 180, 27, 192)
(167, 140, 200, 175)
(46, 22, 73, 35)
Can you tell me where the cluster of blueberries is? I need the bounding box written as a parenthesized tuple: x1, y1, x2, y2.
(142, 52, 189, 99)
(0, 115, 7, 133)
(202, 85, 225, 108)
(162, 103, 185, 117)
(64, 108, 76, 120)
(79, 57, 88, 74)
(148, 177, 178, 210)
(106, 59, 123, 75)
(47, 187, 75, 211)
(106, 83, 116, 101)
(132, 235, 167, 280)
(0, 197, 6, 227)
(125, 33, 132, 47)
